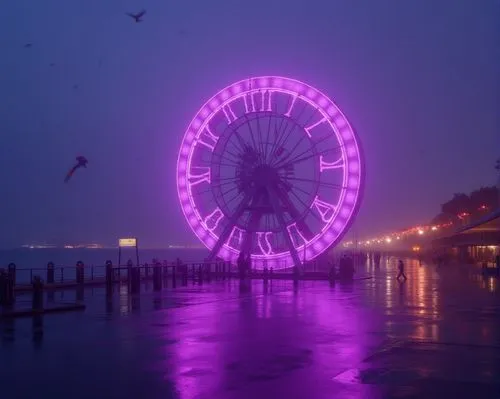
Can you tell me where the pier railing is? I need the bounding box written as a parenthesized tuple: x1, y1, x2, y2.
(10, 261, 239, 287)
(2, 257, 332, 290)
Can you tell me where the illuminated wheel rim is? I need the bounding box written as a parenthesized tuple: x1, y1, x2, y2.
(177, 76, 364, 269)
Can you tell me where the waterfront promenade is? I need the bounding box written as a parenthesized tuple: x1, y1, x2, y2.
(1, 258, 499, 398)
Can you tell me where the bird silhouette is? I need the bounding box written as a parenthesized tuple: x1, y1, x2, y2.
(24, 43, 32, 48)
(126, 9, 146, 23)
(64, 156, 88, 183)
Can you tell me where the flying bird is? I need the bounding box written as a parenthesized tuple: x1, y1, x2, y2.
(126, 9, 146, 23)
(64, 156, 88, 183)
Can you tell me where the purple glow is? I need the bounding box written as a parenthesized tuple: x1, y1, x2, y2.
(329, 106, 340, 117)
(345, 192, 356, 203)
(304, 117, 327, 138)
(259, 77, 269, 87)
(313, 241, 323, 251)
(306, 88, 317, 99)
(346, 145, 357, 157)
(200, 107, 210, 118)
(273, 77, 283, 87)
(192, 119, 202, 129)
(318, 97, 328, 107)
(257, 232, 274, 255)
(203, 208, 224, 232)
(176, 76, 364, 269)
(340, 207, 350, 217)
(232, 84, 242, 94)
(209, 98, 220, 109)
(195, 226, 206, 238)
(348, 178, 358, 188)
(341, 128, 352, 140)
(220, 246, 229, 257)
(323, 231, 334, 241)
(311, 196, 337, 223)
(319, 155, 343, 172)
(294, 82, 304, 92)
(206, 236, 215, 248)
(334, 116, 347, 129)
(333, 221, 343, 231)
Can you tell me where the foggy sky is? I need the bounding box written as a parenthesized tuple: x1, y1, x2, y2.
(0, 0, 498, 248)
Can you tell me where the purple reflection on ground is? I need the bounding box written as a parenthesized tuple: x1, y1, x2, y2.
(0, 258, 499, 398)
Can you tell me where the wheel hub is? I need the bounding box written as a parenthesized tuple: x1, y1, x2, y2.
(251, 164, 279, 187)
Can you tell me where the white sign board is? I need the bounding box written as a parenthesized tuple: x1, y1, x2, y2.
(119, 238, 137, 248)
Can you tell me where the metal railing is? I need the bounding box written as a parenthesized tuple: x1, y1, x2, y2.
(3, 257, 334, 288)
(8, 261, 238, 287)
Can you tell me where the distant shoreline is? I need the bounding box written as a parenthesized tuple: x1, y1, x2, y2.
(0, 246, 207, 251)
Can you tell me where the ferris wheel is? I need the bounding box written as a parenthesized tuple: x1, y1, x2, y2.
(176, 76, 364, 269)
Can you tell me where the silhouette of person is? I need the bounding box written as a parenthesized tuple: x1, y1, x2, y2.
(396, 260, 407, 281)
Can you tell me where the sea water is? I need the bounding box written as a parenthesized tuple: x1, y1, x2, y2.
(0, 248, 209, 269)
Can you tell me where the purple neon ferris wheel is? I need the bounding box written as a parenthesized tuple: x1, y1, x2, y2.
(176, 76, 364, 269)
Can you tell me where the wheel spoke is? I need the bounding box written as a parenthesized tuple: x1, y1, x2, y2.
(213, 150, 241, 168)
(263, 113, 272, 162)
(273, 133, 336, 170)
(277, 144, 343, 171)
(285, 185, 324, 225)
(265, 109, 289, 164)
(268, 186, 302, 267)
(268, 105, 312, 166)
(281, 176, 346, 190)
(255, 113, 266, 164)
(269, 106, 319, 168)
(207, 189, 254, 261)
(219, 122, 252, 157)
(274, 187, 315, 238)
(221, 187, 244, 209)
(243, 114, 261, 158)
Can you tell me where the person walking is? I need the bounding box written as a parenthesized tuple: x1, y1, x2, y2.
(396, 259, 407, 281)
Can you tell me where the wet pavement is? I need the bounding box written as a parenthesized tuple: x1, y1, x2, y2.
(1, 258, 499, 398)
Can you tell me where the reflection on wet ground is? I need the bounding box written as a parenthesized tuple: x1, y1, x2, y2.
(1, 258, 499, 398)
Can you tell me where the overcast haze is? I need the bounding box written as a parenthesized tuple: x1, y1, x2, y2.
(0, 0, 498, 248)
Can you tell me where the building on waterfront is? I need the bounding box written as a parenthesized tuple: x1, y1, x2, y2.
(432, 209, 500, 266)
